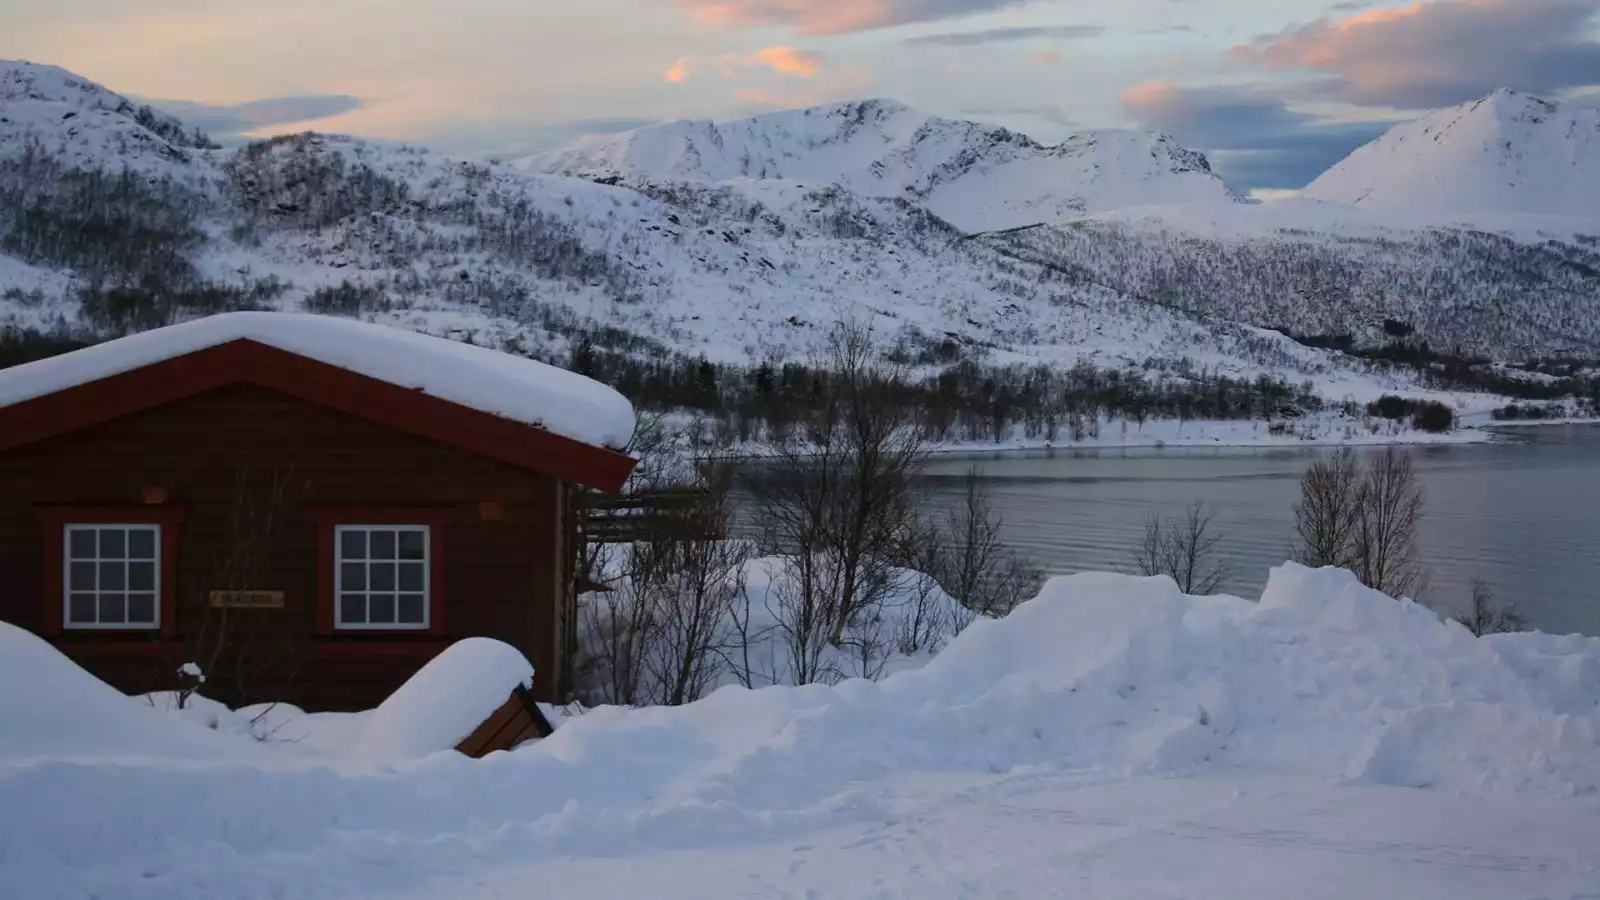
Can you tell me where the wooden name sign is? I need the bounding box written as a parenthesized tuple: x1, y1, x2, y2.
(209, 590, 285, 609)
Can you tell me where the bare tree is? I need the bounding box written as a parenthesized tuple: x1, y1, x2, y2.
(173, 465, 299, 712)
(1131, 501, 1229, 595)
(1294, 448, 1361, 569)
(641, 463, 750, 706)
(1454, 579, 1527, 637)
(1351, 448, 1425, 598)
(1292, 448, 1428, 599)
(748, 319, 928, 684)
(914, 467, 1039, 617)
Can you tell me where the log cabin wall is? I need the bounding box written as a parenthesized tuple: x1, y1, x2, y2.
(0, 383, 567, 710)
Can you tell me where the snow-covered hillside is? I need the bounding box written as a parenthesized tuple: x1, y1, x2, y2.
(521, 99, 1242, 233)
(1303, 89, 1600, 216)
(1, 61, 1599, 402)
(0, 60, 1373, 393)
(0, 60, 213, 177)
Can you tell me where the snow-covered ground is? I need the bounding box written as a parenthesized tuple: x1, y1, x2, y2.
(2, 564, 1596, 899)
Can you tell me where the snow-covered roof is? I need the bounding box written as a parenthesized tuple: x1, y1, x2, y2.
(0, 312, 636, 450)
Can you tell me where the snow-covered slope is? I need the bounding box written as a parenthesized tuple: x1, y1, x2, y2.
(0, 60, 213, 177)
(2, 59, 1599, 393)
(522, 99, 1243, 233)
(1303, 89, 1600, 216)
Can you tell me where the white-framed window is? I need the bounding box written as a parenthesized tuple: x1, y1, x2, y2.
(64, 524, 161, 629)
(335, 525, 430, 629)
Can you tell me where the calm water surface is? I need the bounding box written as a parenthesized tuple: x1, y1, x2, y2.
(917, 425, 1600, 636)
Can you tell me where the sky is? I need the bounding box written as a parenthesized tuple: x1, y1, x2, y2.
(4, 0, 1600, 194)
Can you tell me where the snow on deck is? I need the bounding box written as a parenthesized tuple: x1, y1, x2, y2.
(0, 312, 636, 450)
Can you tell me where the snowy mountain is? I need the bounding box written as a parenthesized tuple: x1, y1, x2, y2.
(1302, 89, 1600, 216)
(0, 61, 1598, 409)
(0, 60, 213, 176)
(521, 100, 1243, 233)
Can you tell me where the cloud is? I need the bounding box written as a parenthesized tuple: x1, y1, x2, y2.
(671, 0, 1042, 36)
(963, 103, 1077, 128)
(1230, 0, 1600, 107)
(901, 24, 1104, 46)
(1026, 49, 1063, 67)
(747, 45, 825, 77)
(673, 46, 827, 82)
(147, 94, 362, 140)
(1120, 81, 1391, 189)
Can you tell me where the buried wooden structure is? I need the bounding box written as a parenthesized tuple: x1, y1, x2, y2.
(455, 684, 556, 758)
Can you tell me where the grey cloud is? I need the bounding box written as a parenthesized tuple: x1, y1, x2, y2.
(422, 117, 659, 161)
(1121, 83, 1390, 190)
(1233, 0, 1600, 108)
(902, 25, 1105, 47)
(149, 95, 362, 141)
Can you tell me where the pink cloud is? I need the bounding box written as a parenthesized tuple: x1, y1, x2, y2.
(665, 57, 692, 83)
(672, 0, 1037, 36)
(748, 45, 824, 77)
(1026, 49, 1063, 67)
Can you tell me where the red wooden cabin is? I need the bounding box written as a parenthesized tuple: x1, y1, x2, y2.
(0, 313, 636, 710)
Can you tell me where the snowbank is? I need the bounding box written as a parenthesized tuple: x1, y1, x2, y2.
(0, 623, 249, 763)
(0, 565, 1596, 899)
(353, 638, 534, 761)
(0, 312, 636, 450)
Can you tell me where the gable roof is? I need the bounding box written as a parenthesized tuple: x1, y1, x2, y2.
(0, 313, 638, 492)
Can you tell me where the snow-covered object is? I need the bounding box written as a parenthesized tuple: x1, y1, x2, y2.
(0, 622, 247, 762)
(1303, 89, 1600, 216)
(0, 311, 636, 450)
(0, 565, 1597, 897)
(521, 99, 1241, 232)
(352, 638, 535, 761)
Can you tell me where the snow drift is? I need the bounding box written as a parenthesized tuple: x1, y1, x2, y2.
(0, 564, 1595, 898)
(0, 623, 251, 763)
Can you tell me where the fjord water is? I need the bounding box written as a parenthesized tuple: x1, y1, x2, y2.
(919, 425, 1600, 636)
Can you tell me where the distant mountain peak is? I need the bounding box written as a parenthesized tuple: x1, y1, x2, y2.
(520, 98, 1240, 232)
(1301, 89, 1600, 217)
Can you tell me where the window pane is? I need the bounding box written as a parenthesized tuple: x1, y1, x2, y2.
(69, 562, 96, 590)
(370, 530, 396, 560)
(128, 562, 155, 591)
(397, 594, 425, 624)
(339, 562, 366, 591)
(339, 529, 367, 561)
(370, 562, 396, 591)
(127, 593, 156, 624)
(398, 562, 424, 591)
(398, 530, 425, 560)
(68, 593, 96, 623)
(98, 561, 126, 591)
(68, 529, 97, 559)
(99, 529, 126, 559)
(98, 593, 126, 624)
(128, 529, 156, 560)
(340, 594, 367, 624)
(369, 593, 396, 623)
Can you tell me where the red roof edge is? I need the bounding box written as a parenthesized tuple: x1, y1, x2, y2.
(0, 338, 636, 493)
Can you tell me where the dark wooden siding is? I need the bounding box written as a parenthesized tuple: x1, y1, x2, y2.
(0, 383, 567, 710)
